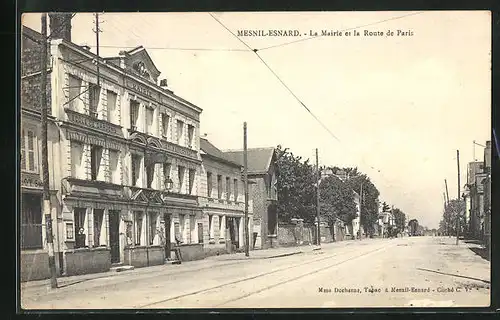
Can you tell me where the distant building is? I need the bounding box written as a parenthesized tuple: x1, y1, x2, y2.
(224, 148, 278, 249)
(199, 138, 253, 255)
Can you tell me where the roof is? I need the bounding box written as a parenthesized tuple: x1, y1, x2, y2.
(200, 138, 241, 168)
(22, 25, 44, 44)
(223, 148, 276, 175)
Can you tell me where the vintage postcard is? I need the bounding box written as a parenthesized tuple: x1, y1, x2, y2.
(19, 11, 491, 310)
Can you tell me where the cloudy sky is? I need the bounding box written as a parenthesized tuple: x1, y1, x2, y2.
(21, 11, 491, 229)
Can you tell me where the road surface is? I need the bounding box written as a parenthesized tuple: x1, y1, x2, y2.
(21, 236, 490, 309)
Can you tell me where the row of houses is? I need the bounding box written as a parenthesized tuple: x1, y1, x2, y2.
(20, 14, 280, 281)
(464, 140, 492, 251)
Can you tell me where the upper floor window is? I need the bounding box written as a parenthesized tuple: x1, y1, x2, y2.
(176, 120, 184, 145)
(188, 169, 196, 195)
(89, 84, 101, 118)
(161, 113, 170, 139)
(234, 179, 238, 202)
(146, 106, 155, 136)
(68, 75, 82, 112)
(70, 141, 85, 179)
(131, 154, 142, 187)
(187, 125, 195, 148)
(109, 149, 120, 184)
(20, 128, 38, 173)
(207, 172, 213, 198)
(226, 177, 230, 201)
(217, 175, 222, 199)
(90, 145, 103, 181)
(146, 164, 154, 189)
(107, 90, 118, 125)
(178, 166, 185, 193)
(130, 100, 140, 131)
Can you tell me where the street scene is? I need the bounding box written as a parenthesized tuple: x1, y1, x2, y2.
(19, 11, 491, 310)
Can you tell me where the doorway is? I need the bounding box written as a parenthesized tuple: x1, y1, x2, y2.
(109, 210, 120, 264)
(228, 217, 239, 249)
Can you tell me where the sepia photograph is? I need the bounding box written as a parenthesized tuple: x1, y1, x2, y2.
(19, 11, 491, 310)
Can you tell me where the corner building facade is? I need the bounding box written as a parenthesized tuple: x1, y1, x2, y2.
(21, 16, 205, 278)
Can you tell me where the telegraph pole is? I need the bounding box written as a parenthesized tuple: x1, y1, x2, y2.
(243, 122, 249, 257)
(94, 13, 101, 86)
(444, 179, 450, 204)
(456, 150, 460, 245)
(315, 148, 321, 246)
(41, 13, 58, 289)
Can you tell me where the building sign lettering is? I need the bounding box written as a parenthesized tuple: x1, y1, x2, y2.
(127, 80, 155, 99)
(162, 140, 198, 160)
(66, 110, 122, 136)
(67, 130, 122, 150)
(21, 172, 43, 188)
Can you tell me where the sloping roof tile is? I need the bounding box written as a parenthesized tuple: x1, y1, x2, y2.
(200, 138, 241, 167)
(223, 148, 275, 174)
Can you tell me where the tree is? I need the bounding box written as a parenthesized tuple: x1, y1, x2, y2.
(319, 175, 357, 226)
(392, 208, 406, 234)
(275, 145, 316, 223)
(439, 199, 466, 236)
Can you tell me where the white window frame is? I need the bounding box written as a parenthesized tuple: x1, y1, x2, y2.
(20, 127, 39, 173)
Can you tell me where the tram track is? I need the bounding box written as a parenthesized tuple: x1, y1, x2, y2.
(138, 241, 395, 308)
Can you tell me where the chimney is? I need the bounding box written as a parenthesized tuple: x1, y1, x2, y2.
(48, 12, 73, 42)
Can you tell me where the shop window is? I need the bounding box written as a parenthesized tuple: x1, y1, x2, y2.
(197, 223, 203, 244)
(130, 100, 140, 131)
(189, 215, 195, 244)
(93, 209, 104, 247)
(174, 222, 181, 244)
(226, 177, 231, 201)
(217, 175, 222, 199)
(70, 141, 85, 179)
(179, 214, 186, 242)
(188, 169, 196, 195)
(134, 211, 144, 245)
(109, 149, 120, 184)
(187, 125, 194, 148)
(208, 214, 213, 240)
(161, 113, 170, 138)
(149, 212, 159, 245)
(89, 84, 101, 118)
(176, 120, 184, 144)
(74, 208, 87, 248)
(20, 193, 42, 249)
(178, 166, 185, 193)
(107, 90, 118, 124)
(207, 172, 213, 198)
(90, 145, 103, 181)
(20, 128, 38, 173)
(146, 106, 154, 135)
(68, 75, 82, 111)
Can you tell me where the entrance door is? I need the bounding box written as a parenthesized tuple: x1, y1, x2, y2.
(164, 213, 171, 258)
(109, 210, 120, 264)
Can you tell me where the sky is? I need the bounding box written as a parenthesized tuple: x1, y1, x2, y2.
(21, 11, 491, 229)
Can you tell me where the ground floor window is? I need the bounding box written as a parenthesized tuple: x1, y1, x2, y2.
(93, 209, 105, 247)
(134, 211, 144, 245)
(21, 193, 43, 249)
(74, 208, 87, 248)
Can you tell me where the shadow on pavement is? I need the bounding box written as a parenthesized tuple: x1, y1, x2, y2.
(464, 239, 483, 245)
(468, 246, 490, 262)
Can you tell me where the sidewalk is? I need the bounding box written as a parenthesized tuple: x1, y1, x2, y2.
(20, 239, 367, 291)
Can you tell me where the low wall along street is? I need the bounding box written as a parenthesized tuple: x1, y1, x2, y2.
(64, 248, 111, 276)
(178, 244, 205, 261)
(124, 246, 165, 268)
(20, 251, 51, 282)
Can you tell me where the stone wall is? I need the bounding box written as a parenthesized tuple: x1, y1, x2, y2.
(177, 243, 204, 261)
(124, 246, 165, 268)
(64, 247, 111, 276)
(20, 250, 51, 282)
